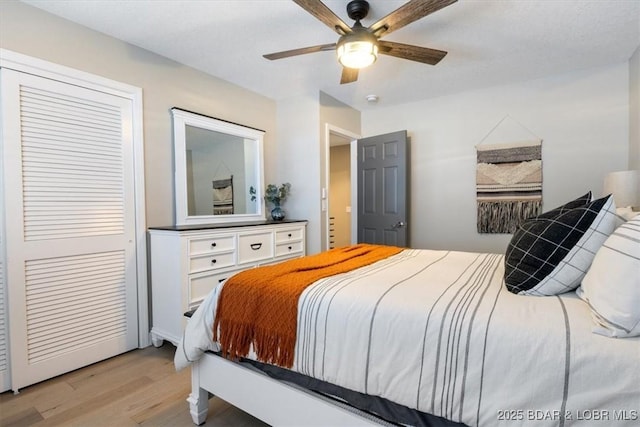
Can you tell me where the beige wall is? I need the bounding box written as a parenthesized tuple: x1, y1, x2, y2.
(4, 1, 632, 255)
(275, 93, 322, 252)
(0, 0, 277, 228)
(329, 145, 351, 248)
(363, 63, 630, 254)
(273, 92, 360, 254)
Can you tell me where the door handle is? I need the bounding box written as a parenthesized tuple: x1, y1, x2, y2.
(393, 221, 406, 229)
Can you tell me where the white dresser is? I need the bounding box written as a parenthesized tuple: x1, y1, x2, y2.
(148, 220, 307, 346)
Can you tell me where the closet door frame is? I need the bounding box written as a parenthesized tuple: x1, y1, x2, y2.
(0, 49, 149, 348)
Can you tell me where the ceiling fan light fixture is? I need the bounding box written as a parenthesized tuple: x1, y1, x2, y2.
(337, 40, 378, 69)
(336, 28, 379, 69)
(264, 0, 454, 84)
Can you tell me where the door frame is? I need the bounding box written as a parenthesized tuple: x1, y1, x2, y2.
(0, 49, 149, 347)
(323, 124, 360, 250)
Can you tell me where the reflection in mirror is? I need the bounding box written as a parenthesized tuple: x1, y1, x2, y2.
(185, 125, 258, 216)
(172, 108, 265, 225)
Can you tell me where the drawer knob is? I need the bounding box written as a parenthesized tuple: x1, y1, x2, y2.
(211, 259, 217, 264)
(288, 233, 292, 238)
(250, 243, 262, 250)
(218, 278, 226, 283)
(288, 246, 292, 250)
(211, 242, 217, 248)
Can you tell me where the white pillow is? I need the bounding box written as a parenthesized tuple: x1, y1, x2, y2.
(577, 215, 640, 337)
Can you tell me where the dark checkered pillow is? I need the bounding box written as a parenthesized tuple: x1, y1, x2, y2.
(505, 195, 617, 295)
(536, 191, 591, 219)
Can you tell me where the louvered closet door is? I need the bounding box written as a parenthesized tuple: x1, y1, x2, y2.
(1, 69, 138, 391)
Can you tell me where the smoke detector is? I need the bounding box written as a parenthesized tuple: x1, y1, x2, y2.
(366, 94, 379, 103)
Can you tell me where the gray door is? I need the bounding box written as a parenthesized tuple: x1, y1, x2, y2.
(357, 131, 409, 247)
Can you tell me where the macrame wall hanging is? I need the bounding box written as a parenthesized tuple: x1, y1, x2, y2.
(476, 115, 543, 234)
(212, 175, 234, 215)
(212, 161, 234, 215)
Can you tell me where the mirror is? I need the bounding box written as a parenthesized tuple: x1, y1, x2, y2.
(172, 108, 265, 225)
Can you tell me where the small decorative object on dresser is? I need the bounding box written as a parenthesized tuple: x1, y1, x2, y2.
(264, 183, 291, 221)
(148, 220, 307, 347)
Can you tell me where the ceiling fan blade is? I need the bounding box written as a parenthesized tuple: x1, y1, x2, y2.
(263, 43, 336, 60)
(378, 40, 447, 65)
(340, 67, 359, 84)
(370, 0, 457, 37)
(293, 0, 352, 35)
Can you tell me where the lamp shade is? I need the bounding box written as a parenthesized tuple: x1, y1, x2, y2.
(603, 170, 640, 208)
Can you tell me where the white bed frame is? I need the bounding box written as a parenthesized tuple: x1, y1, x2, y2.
(188, 352, 385, 426)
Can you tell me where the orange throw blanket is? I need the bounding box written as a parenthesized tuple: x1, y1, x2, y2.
(213, 244, 403, 368)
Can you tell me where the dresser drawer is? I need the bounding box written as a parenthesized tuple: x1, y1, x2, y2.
(275, 227, 304, 243)
(189, 234, 235, 256)
(275, 240, 304, 258)
(238, 231, 274, 264)
(188, 270, 237, 309)
(189, 251, 235, 273)
(149, 221, 306, 347)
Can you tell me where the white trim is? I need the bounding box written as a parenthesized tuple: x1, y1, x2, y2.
(171, 108, 266, 225)
(0, 49, 140, 99)
(131, 87, 149, 348)
(0, 84, 10, 392)
(191, 353, 383, 426)
(0, 49, 149, 348)
(350, 138, 358, 245)
(324, 124, 360, 250)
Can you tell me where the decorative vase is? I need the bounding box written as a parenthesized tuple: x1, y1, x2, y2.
(271, 204, 285, 221)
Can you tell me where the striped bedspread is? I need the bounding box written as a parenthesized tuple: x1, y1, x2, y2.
(176, 249, 640, 426)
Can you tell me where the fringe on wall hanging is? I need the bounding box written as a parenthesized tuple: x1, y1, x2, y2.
(476, 116, 543, 234)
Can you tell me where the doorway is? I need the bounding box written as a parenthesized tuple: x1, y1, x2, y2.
(323, 126, 409, 250)
(324, 125, 359, 251)
(329, 140, 351, 249)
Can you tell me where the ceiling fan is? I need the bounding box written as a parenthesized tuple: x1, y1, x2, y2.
(263, 0, 457, 84)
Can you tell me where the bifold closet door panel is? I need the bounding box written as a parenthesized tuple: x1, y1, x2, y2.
(1, 68, 138, 391)
(0, 237, 7, 392)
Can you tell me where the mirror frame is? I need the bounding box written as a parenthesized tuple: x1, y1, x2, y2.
(171, 108, 266, 225)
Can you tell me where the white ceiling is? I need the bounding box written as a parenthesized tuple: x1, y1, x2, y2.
(21, 0, 640, 111)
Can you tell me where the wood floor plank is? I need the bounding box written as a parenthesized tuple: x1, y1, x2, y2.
(137, 398, 195, 427)
(129, 373, 191, 423)
(37, 371, 152, 419)
(0, 407, 44, 427)
(0, 346, 268, 427)
(35, 377, 154, 426)
(62, 348, 146, 389)
(65, 346, 172, 393)
(0, 381, 74, 421)
(33, 347, 176, 420)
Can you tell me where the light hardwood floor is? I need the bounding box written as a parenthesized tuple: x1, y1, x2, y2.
(0, 344, 269, 427)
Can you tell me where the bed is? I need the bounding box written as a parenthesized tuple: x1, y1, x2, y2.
(175, 194, 640, 426)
